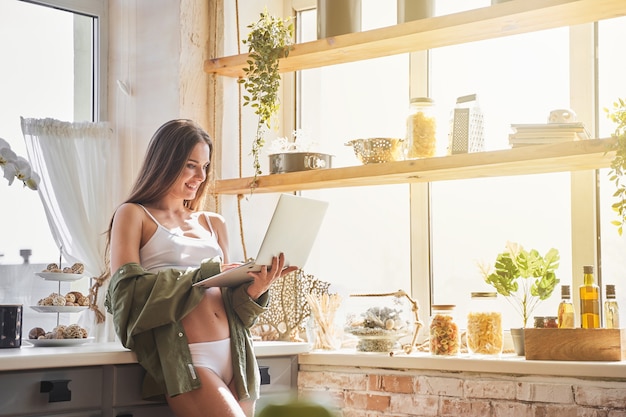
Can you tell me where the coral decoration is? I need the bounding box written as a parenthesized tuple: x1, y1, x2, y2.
(252, 269, 331, 342)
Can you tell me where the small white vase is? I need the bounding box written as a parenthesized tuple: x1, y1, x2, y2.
(510, 327, 525, 356)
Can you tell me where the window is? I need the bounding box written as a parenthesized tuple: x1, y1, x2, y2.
(291, 1, 621, 332)
(0, 0, 104, 264)
(294, 2, 411, 297)
(428, 22, 572, 329)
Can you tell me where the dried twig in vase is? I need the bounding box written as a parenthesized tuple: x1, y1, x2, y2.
(305, 293, 342, 350)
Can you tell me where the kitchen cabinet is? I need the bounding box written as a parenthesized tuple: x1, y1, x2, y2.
(256, 356, 299, 410)
(204, 0, 626, 195)
(0, 343, 306, 417)
(0, 364, 174, 417)
(0, 362, 299, 417)
(108, 364, 173, 417)
(0, 366, 103, 417)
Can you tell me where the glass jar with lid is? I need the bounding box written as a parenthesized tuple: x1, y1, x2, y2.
(544, 316, 558, 328)
(533, 316, 546, 328)
(344, 291, 417, 353)
(429, 304, 460, 356)
(466, 292, 503, 357)
(405, 97, 437, 159)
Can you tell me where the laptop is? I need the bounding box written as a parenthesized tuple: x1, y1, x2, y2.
(193, 194, 328, 288)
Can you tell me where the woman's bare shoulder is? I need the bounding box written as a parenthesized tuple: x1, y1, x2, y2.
(201, 211, 228, 238)
(115, 202, 144, 218)
(112, 203, 148, 227)
(202, 211, 226, 224)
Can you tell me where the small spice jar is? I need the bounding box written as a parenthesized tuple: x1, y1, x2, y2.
(544, 316, 558, 328)
(466, 292, 503, 357)
(533, 316, 546, 328)
(429, 304, 459, 356)
(405, 97, 437, 159)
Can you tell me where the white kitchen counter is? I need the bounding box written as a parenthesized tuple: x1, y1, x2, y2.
(0, 341, 311, 372)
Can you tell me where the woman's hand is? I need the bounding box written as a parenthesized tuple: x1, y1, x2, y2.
(246, 253, 298, 300)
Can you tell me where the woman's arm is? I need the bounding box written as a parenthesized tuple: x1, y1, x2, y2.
(110, 203, 145, 272)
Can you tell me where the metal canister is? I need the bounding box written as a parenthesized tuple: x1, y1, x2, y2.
(269, 152, 333, 174)
(0, 304, 22, 348)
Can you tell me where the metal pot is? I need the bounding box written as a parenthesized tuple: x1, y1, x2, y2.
(0, 304, 23, 348)
(269, 152, 333, 174)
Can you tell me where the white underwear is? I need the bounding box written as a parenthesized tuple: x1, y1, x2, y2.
(189, 338, 233, 384)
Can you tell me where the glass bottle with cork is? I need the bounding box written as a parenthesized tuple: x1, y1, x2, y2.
(604, 284, 620, 329)
(557, 284, 575, 328)
(579, 265, 600, 329)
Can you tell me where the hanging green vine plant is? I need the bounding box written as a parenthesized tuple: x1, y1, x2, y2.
(605, 98, 626, 236)
(239, 9, 294, 183)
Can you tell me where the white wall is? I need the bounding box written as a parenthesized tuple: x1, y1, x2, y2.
(107, 0, 210, 196)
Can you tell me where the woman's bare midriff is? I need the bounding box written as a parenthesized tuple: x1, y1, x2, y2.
(181, 287, 230, 343)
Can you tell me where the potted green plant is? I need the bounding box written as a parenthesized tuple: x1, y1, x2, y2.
(478, 242, 560, 355)
(604, 98, 626, 236)
(239, 9, 294, 182)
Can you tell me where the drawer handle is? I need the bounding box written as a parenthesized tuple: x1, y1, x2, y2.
(40, 379, 71, 402)
(259, 365, 270, 385)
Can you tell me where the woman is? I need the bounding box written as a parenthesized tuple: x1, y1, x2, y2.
(104, 119, 297, 417)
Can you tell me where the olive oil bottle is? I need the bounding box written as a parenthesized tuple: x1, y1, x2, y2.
(579, 265, 600, 329)
(557, 285, 575, 328)
(604, 284, 620, 329)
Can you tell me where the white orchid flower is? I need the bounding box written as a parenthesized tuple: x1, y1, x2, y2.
(0, 138, 39, 190)
(4, 156, 35, 187)
(24, 170, 40, 190)
(3, 160, 18, 184)
(0, 144, 17, 167)
(0, 137, 11, 150)
(13, 156, 33, 181)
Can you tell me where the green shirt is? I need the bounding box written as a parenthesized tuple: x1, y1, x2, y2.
(104, 259, 269, 401)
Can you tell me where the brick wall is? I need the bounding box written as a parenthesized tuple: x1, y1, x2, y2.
(298, 366, 626, 417)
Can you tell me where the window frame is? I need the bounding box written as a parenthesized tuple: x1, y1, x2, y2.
(287, 2, 606, 327)
(19, 0, 108, 122)
(0, 0, 107, 264)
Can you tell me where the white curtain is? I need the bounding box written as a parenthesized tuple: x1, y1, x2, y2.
(21, 117, 123, 342)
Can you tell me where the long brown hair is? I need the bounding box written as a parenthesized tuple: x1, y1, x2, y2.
(126, 119, 214, 210)
(101, 119, 214, 278)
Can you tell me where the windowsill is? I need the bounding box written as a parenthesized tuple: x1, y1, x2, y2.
(298, 349, 626, 380)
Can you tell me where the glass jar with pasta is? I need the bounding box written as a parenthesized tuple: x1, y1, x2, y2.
(466, 292, 503, 357)
(405, 97, 437, 159)
(429, 304, 459, 356)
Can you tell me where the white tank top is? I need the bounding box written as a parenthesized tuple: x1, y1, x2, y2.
(138, 205, 224, 272)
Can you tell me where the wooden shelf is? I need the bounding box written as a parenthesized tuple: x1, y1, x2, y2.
(205, 0, 626, 78)
(212, 138, 617, 195)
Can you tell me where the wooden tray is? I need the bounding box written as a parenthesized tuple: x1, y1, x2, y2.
(524, 328, 625, 361)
